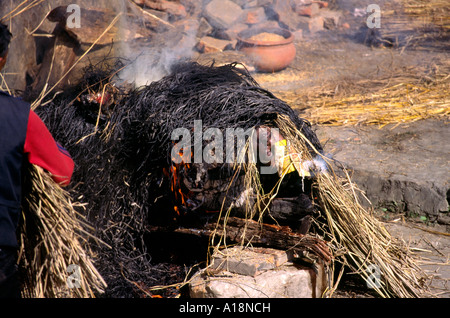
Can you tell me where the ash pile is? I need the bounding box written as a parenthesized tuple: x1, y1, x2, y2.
(36, 61, 328, 297)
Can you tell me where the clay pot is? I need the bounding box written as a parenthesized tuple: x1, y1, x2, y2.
(237, 27, 296, 73)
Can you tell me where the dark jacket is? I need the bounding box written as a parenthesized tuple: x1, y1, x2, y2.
(0, 91, 30, 247)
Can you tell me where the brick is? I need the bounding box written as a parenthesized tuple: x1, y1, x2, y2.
(138, 0, 187, 19)
(195, 36, 232, 53)
(318, 8, 342, 28)
(190, 253, 328, 298)
(313, 1, 328, 9)
(267, 0, 300, 31)
(203, 0, 243, 30)
(197, 17, 213, 38)
(309, 16, 324, 33)
(341, 22, 350, 29)
(210, 247, 293, 277)
(240, 7, 267, 25)
(293, 29, 303, 42)
(296, 15, 311, 31)
(223, 23, 248, 41)
(242, 0, 259, 9)
(295, 2, 320, 17)
(230, 0, 247, 8)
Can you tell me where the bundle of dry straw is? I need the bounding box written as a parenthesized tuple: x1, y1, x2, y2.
(305, 80, 449, 127)
(401, 0, 450, 31)
(274, 114, 427, 298)
(278, 66, 450, 127)
(19, 164, 107, 298)
(207, 112, 427, 297)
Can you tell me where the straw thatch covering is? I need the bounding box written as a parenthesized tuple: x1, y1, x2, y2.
(274, 117, 427, 297)
(19, 164, 107, 298)
(28, 61, 429, 298)
(213, 110, 428, 298)
(31, 61, 325, 297)
(3, 0, 441, 299)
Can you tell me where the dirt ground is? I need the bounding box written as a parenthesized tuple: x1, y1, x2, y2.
(195, 4, 449, 298)
(384, 221, 449, 298)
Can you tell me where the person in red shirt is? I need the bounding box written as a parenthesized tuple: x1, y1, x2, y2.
(0, 21, 74, 298)
(24, 109, 74, 186)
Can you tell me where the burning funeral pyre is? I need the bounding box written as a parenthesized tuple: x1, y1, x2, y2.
(26, 61, 426, 298)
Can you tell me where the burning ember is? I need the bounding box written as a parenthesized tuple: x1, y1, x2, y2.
(163, 161, 196, 216)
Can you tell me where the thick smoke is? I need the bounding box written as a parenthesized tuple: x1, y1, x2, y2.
(115, 1, 198, 87)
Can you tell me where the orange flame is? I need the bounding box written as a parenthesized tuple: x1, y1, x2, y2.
(165, 146, 194, 215)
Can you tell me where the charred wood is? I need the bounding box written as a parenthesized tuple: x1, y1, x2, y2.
(147, 216, 332, 265)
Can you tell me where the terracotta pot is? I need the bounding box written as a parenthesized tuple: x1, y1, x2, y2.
(237, 28, 296, 73)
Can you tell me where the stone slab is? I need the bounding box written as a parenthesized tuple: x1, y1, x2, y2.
(210, 247, 294, 277)
(196, 36, 233, 53)
(203, 0, 243, 30)
(190, 260, 327, 298)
